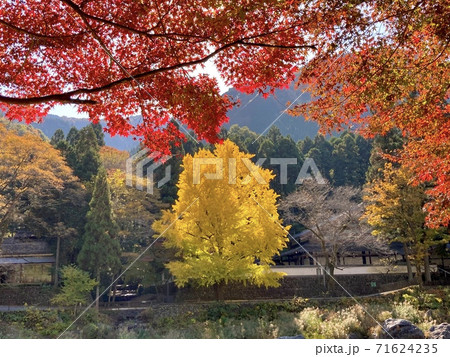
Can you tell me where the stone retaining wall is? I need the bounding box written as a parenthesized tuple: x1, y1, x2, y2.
(0, 285, 54, 306)
(176, 274, 413, 302)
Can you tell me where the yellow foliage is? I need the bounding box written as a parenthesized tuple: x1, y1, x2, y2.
(152, 140, 289, 288)
(363, 163, 426, 244)
(99, 146, 129, 172)
(0, 123, 77, 236)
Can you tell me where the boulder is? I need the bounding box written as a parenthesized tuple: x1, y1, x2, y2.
(347, 332, 364, 339)
(378, 319, 424, 339)
(428, 323, 450, 339)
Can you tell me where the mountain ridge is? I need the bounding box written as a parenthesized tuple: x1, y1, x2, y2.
(5, 86, 318, 151)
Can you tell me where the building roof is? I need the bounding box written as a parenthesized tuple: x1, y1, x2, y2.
(0, 235, 52, 256)
(279, 231, 401, 258)
(0, 256, 55, 265)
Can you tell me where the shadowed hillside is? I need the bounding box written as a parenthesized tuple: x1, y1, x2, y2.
(224, 86, 318, 141)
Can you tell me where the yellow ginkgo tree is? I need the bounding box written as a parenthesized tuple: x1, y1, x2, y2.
(152, 140, 289, 300)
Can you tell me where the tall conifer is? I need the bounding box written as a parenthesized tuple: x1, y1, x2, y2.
(78, 167, 121, 310)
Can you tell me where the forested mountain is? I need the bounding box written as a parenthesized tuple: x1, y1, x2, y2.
(30, 114, 137, 152)
(224, 86, 319, 141)
(0, 117, 47, 141)
(4, 85, 317, 151)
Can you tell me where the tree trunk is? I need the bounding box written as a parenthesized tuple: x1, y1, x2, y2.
(327, 262, 335, 290)
(214, 282, 225, 301)
(424, 253, 432, 283)
(96, 271, 100, 312)
(107, 276, 114, 306)
(54, 236, 61, 287)
(415, 263, 423, 287)
(403, 243, 414, 282)
(323, 251, 336, 290)
(112, 281, 117, 304)
(319, 242, 333, 290)
(328, 264, 335, 278)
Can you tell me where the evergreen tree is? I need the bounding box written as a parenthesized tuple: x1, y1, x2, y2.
(266, 126, 283, 145)
(50, 129, 65, 147)
(77, 167, 121, 310)
(91, 122, 105, 147)
(366, 128, 404, 182)
(298, 136, 314, 156)
(355, 134, 372, 184)
(330, 132, 361, 186)
(257, 137, 276, 158)
(262, 134, 302, 196)
(51, 127, 79, 173)
(301, 135, 333, 183)
(157, 157, 183, 205)
(227, 124, 259, 154)
(74, 126, 101, 181)
(297, 132, 372, 188)
(66, 127, 79, 146)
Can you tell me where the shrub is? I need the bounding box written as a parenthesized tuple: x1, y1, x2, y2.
(51, 265, 97, 315)
(274, 311, 303, 337)
(22, 307, 67, 337)
(139, 308, 155, 322)
(81, 323, 113, 339)
(296, 308, 324, 338)
(391, 302, 422, 323)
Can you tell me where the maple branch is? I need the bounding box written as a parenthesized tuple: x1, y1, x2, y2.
(0, 40, 242, 106)
(0, 18, 86, 40)
(1, 2, 317, 107)
(59, 0, 210, 42)
(238, 41, 316, 50)
(0, 94, 97, 105)
(315, 7, 427, 115)
(59, 0, 315, 47)
(0, 41, 228, 105)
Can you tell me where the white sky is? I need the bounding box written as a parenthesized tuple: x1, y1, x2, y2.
(49, 60, 230, 118)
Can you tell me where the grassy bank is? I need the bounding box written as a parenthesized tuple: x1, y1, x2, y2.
(1, 286, 449, 339)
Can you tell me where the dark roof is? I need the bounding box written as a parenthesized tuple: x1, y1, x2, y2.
(280, 232, 400, 257)
(389, 241, 405, 255)
(0, 256, 55, 265)
(279, 239, 322, 257)
(0, 236, 52, 256)
(291, 230, 313, 240)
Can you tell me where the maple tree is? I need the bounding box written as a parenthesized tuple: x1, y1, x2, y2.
(0, 0, 448, 225)
(0, 123, 76, 241)
(152, 140, 289, 300)
(289, 1, 449, 227)
(363, 163, 449, 284)
(0, 0, 314, 153)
